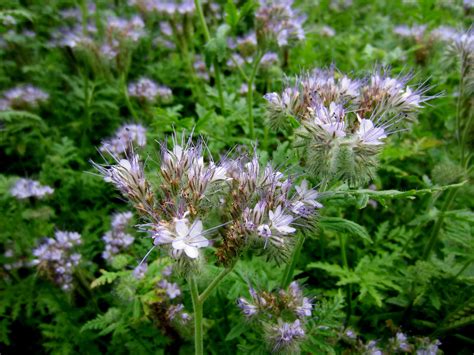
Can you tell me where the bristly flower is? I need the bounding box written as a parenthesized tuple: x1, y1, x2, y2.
(265, 67, 435, 186)
(95, 132, 320, 271)
(255, 0, 306, 48)
(100, 124, 147, 156)
(265, 319, 305, 353)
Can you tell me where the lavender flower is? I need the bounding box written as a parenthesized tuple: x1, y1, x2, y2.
(255, 0, 306, 47)
(102, 212, 135, 262)
(10, 178, 54, 200)
(133, 262, 148, 279)
(32, 231, 82, 291)
(100, 124, 147, 155)
(153, 219, 209, 259)
(264, 67, 434, 185)
(0, 85, 48, 110)
(167, 303, 191, 323)
(265, 319, 305, 352)
(158, 280, 181, 299)
(260, 52, 279, 68)
(128, 78, 173, 103)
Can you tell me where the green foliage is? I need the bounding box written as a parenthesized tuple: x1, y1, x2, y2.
(1, 0, 472, 353)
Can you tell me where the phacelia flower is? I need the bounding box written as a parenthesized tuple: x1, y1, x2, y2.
(32, 231, 82, 291)
(10, 178, 54, 200)
(128, 78, 173, 103)
(100, 124, 147, 155)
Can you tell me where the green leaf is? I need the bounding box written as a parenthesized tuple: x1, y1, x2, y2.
(319, 216, 372, 243)
(225, 322, 248, 341)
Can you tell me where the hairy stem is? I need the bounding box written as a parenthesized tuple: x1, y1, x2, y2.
(247, 51, 264, 140)
(199, 266, 235, 303)
(339, 234, 352, 326)
(189, 276, 204, 355)
(281, 232, 305, 289)
(120, 73, 138, 120)
(194, 0, 225, 112)
(422, 187, 458, 260)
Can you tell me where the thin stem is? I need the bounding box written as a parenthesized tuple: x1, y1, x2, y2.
(339, 234, 352, 326)
(194, 0, 211, 41)
(120, 73, 138, 120)
(213, 59, 225, 112)
(189, 277, 204, 355)
(422, 188, 458, 260)
(247, 51, 264, 140)
(193, 0, 225, 112)
(199, 266, 235, 303)
(281, 232, 305, 289)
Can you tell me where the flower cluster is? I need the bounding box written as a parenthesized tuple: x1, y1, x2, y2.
(156, 266, 190, 325)
(264, 67, 432, 185)
(237, 282, 312, 352)
(129, 0, 195, 15)
(51, 10, 145, 66)
(394, 24, 427, 42)
(128, 78, 173, 103)
(94, 133, 321, 269)
(102, 212, 135, 262)
(100, 123, 147, 156)
(255, 0, 306, 48)
(0, 85, 48, 110)
(10, 178, 54, 200)
(32, 231, 82, 291)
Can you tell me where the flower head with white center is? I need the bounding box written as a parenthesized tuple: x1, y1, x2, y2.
(356, 118, 388, 146)
(171, 219, 209, 259)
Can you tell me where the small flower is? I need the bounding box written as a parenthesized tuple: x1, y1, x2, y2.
(266, 319, 306, 352)
(133, 263, 148, 279)
(355, 118, 388, 146)
(237, 297, 259, 317)
(10, 178, 54, 200)
(172, 219, 209, 259)
(128, 78, 172, 103)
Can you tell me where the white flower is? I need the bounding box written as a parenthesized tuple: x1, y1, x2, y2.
(295, 180, 323, 208)
(172, 219, 209, 259)
(269, 206, 296, 235)
(356, 119, 387, 145)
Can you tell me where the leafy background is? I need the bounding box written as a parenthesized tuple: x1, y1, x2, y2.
(0, 0, 473, 354)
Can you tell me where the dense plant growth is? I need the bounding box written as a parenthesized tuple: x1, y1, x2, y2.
(0, 0, 472, 354)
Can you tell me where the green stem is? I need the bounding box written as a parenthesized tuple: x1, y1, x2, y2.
(339, 234, 352, 326)
(199, 266, 234, 303)
(422, 188, 458, 260)
(189, 277, 204, 355)
(213, 59, 225, 112)
(281, 232, 305, 289)
(247, 51, 264, 140)
(120, 73, 138, 120)
(193, 0, 225, 112)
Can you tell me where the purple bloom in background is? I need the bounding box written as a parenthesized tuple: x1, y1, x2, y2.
(32, 231, 82, 291)
(100, 123, 147, 155)
(1, 85, 48, 110)
(102, 212, 134, 262)
(128, 78, 173, 103)
(10, 178, 54, 200)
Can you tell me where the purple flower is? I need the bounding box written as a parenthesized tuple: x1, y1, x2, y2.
(10, 178, 54, 200)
